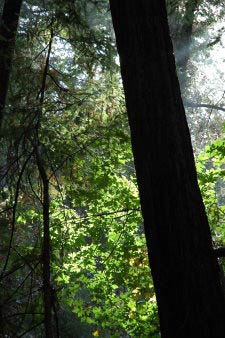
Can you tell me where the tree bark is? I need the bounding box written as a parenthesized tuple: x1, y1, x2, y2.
(110, 1, 225, 337)
(0, 0, 23, 129)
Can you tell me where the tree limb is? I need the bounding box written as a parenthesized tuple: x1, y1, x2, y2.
(184, 101, 225, 113)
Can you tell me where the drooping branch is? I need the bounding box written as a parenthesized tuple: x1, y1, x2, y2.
(17, 320, 44, 338)
(2, 261, 40, 305)
(0, 150, 34, 280)
(0, 0, 23, 129)
(184, 101, 225, 113)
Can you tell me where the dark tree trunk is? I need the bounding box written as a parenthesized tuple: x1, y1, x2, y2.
(110, 1, 225, 337)
(37, 154, 53, 338)
(0, 0, 23, 129)
(37, 29, 54, 338)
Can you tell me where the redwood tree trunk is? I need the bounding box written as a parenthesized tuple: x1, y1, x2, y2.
(110, 1, 225, 337)
(0, 0, 23, 129)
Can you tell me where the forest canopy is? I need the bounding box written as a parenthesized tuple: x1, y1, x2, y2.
(1, 0, 225, 337)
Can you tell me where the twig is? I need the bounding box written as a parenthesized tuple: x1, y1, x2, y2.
(17, 320, 44, 338)
(0, 151, 34, 279)
(2, 261, 40, 305)
(184, 101, 225, 113)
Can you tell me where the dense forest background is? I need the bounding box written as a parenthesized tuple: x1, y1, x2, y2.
(1, 0, 225, 337)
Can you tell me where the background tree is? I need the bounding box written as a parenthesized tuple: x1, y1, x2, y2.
(0, 0, 23, 129)
(168, 0, 225, 151)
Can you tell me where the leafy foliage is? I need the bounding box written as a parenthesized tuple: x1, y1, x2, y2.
(0, 1, 160, 336)
(1, 0, 225, 337)
(197, 125, 225, 247)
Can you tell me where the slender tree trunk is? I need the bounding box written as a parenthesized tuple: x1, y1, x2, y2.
(0, 0, 23, 129)
(37, 29, 54, 338)
(37, 154, 53, 338)
(110, 1, 225, 337)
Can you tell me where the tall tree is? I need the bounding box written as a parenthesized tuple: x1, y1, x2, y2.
(0, 0, 23, 129)
(110, 1, 225, 337)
